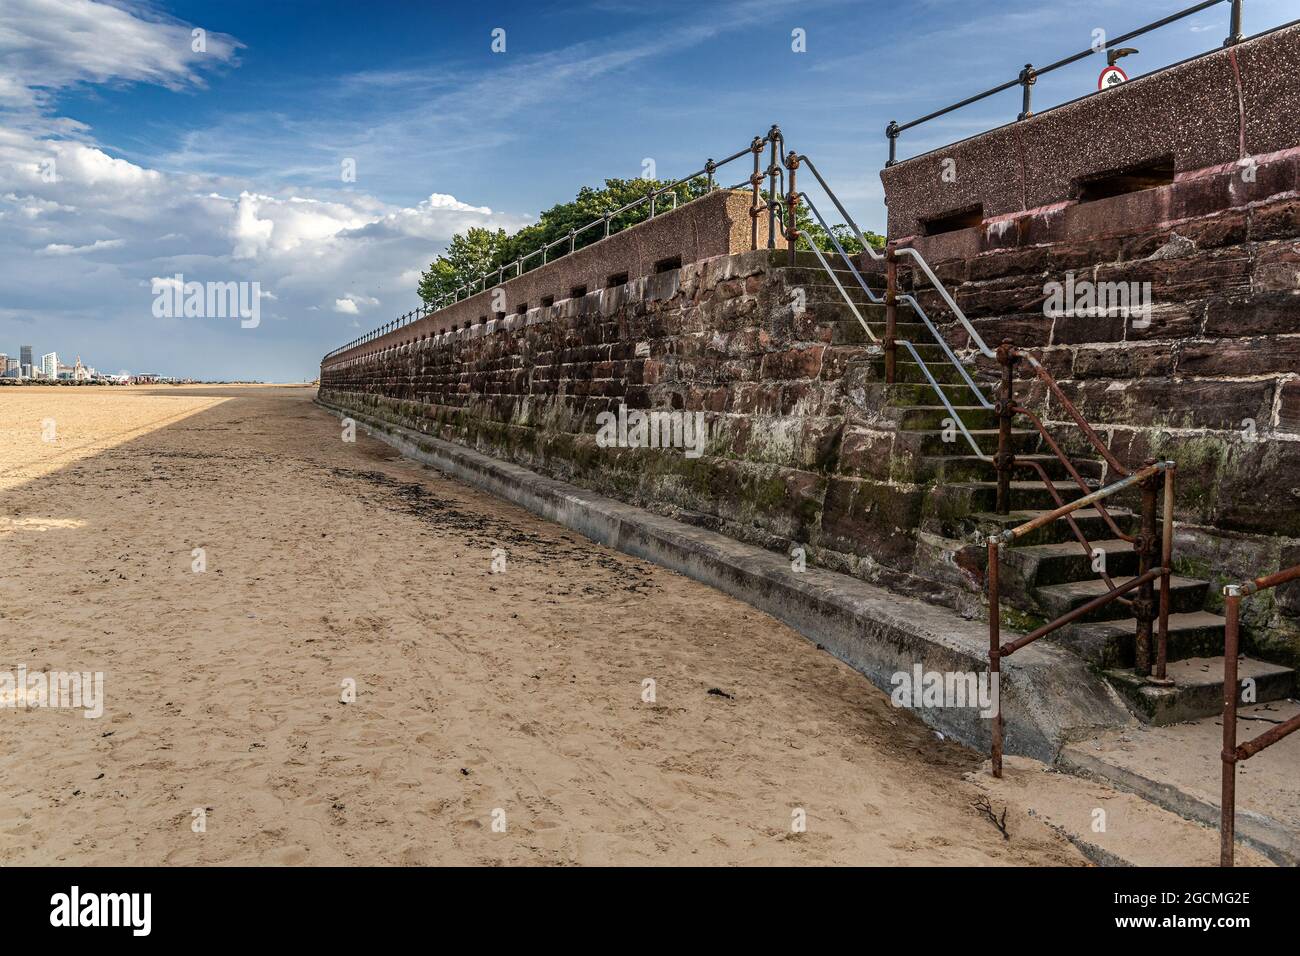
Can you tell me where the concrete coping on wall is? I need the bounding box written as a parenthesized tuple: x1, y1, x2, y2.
(880, 21, 1300, 241)
(315, 393, 1138, 762)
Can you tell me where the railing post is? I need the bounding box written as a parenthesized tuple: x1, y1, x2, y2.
(705, 158, 716, 192)
(1225, 0, 1245, 46)
(994, 339, 1018, 515)
(988, 538, 1003, 779)
(767, 124, 781, 250)
(1157, 464, 1176, 682)
(1133, 459, 1160, 678)
(749, 135, 763, 251)
(784, 150, 800, 266)
(885, 247, 898, 385)
(885, 121, 899, 168)
(1221, 587, 1242, 867)
(1017, 63, 1036, 121)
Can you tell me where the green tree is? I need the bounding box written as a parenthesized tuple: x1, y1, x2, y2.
(417, 177, 710, 300)
(418, 227, 510, 304)
(417, 179, 884, 304)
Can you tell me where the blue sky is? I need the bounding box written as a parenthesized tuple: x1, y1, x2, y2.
(2, 0, 1294, 381)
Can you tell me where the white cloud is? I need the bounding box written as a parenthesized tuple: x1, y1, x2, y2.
(0, 2, 528, 378)
(40, 238, 124, 256)
(0, 0, 241, 109)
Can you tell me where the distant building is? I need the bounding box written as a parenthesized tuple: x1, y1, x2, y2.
(20, 364, 33, 378)
(3, 357, 16, 378)
(20, 345, 32, 370)
(41, 352, 58, 379)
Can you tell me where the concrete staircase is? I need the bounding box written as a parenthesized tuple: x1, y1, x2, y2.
(793, 254, 1296, 725)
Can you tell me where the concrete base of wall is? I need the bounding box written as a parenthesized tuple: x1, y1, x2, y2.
(316, 394, 1136, 762)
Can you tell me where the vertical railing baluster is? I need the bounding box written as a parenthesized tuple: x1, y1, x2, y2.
(767, 124, 780, 250)
(1225, 0, 1244, 45)
(995, 340, 1018, 514)
(784, 150, 800, 266)
(1221, 587, 1241, 867)
(885, 247, 898, 385)
(1134, 460, 1159, 677)
(1017, 63, 1036, 121)
(988, 538, 1003, 779)
(1158, 464, 1176, 681)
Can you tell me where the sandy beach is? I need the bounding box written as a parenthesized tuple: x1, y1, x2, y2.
(0, 385, 1183, 865)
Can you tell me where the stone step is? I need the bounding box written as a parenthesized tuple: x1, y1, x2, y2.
(911, 428, 1043, 457)
(797, 283, 887, 308)
(823, 317, 878, 346)
(935, 479, 1101, 519)
(968, 507, 1135, 546)
(1106, 656, 1296, 725)
(885, 404, 998, 430)
(1035, 575, 1208, 623)
(819, 317, 930, 346)
(1006, 537, 1139, 587)
(918, 453, 1082, 484)
(883, 341, 955, 362)
(780, 266, 884, 289)
(1054, 611, 1229, 669)
(869, 357, 971, 385)
(802, 290, 886, 310)
(886, 381, 996, 407)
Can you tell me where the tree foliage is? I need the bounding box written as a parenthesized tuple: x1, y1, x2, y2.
(417, 179, 886, 304)
(418, 177, 709, 303)
(416, 227, 510, 304)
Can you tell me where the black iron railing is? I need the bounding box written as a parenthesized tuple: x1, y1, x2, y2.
(885, 0, 1247, 165)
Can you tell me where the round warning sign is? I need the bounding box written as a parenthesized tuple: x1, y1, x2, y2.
(1098, 66, 1128, 90)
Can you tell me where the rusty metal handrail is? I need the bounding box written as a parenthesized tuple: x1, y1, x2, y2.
(1010, 404, 1134, 542)
(989, 462, 1165, 545)
(783, 153, 1178, 716)
(1016, 352, 1131, 478)
(793, 157, 1142, 509)
(1219, 563, 1300, 866)
(805, 154, 1131, 510)
(987, 460, 1175, 777)
(1015, 455, 1122, 594)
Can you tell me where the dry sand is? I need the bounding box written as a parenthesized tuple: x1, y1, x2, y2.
(0, 385, 1208, 865)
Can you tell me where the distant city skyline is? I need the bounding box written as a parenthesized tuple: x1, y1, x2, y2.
(1, 340, 144, 382)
